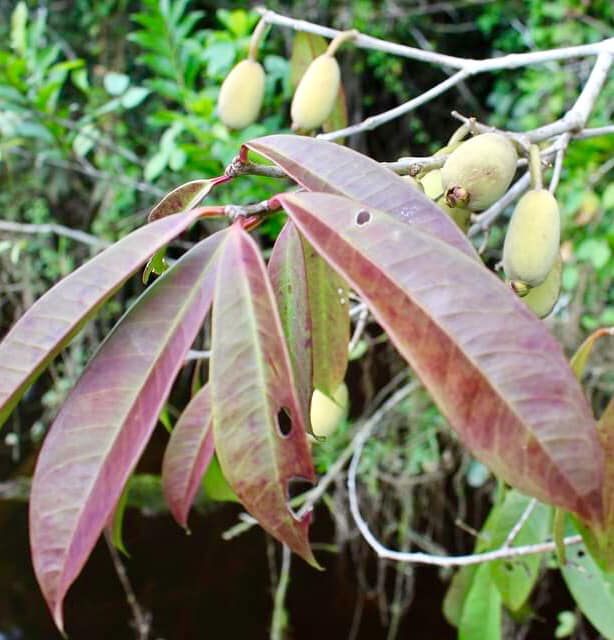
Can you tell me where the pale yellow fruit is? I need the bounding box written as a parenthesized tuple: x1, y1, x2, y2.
(420, 169, 444, 200)
(441, 133, 517, 211)
(291, 54, 340, 130)
(521, 255, 562, 318)
(310, 383, 349, 438)
(218, 59, 265, 129)
(503, 189, 560, 287)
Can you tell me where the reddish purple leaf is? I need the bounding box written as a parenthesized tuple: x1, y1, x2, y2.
(278, 192, 603, 524)
(29, 230, 226, 632)
(0, 209, 205, 428)
(243, 134, 476, 259)
(268, 221, 313, 426)
(161, 384, 214, 528)
(210, 225, 318, 566)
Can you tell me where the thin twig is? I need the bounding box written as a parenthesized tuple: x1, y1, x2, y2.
(503, 498, 538, 548)
(270, 544, 291, 640)
(549, 132, 571, 193)
(347, 422, 582, 567)
(0, 220, 111, 250)
(104, 532, 151, 640)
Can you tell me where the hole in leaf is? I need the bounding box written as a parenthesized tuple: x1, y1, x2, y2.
(576, 549, 586, 559)
(276, 407, 293, 437)
(504, 561, 514, 572)
(287, 477, 314, 518)
(355, 209, 372, 226)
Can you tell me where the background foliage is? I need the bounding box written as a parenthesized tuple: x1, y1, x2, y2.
(0, 1, 613, 638)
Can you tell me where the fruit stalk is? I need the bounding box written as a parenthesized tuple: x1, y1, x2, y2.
(248, 17, 269, 61)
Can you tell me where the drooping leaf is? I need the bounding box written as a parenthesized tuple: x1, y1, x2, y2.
(301, 235, 349, 397)
(147, 176, 228, 222)
(268, 221, 313, 425)
(243, 134, 476, 259)
(289, 32, 347, 137)
(210, 225, 318, 566)
(161, 383, 215, 528)
(279, 192, 603, 523)
(0, 209, 205, 428)
(459, 564, 502, 640)
(29, 229, 225, 632)
(561, 538, 614, 639)
(570, 327, 614, 380)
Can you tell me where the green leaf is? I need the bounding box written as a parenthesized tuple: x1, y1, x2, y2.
(103, 71, 130, 96)
(570, 327, 614, 380)
(10, 2, 28, 56)
(121, 86, 150, 108)
(561, 540, 614, 639)
(459, 564, 502, 640)
(301, 236, 349, 398)
(203, 455, 239, 503)
(144, 149, 169, 182)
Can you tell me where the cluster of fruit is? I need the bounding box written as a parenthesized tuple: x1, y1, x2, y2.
(217, 28, 354, 131)
(413, 132, 561, 319)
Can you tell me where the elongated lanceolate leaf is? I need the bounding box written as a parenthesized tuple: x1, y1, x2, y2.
(210, 225, 318, 566)
(244, 134, 476, 259)
(161, 384, 214, 528)
(30, 230, 225, 632)
(0, 210, 204, 428)
(268, 221, 313, 426)
(279, 192, 603, 522)
(300, 236, 349, 397)
(148, 177, 228, 222)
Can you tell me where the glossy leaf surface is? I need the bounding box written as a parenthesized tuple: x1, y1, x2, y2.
(244, 134, 476, 258)
(268, 221, 313, 425)
(279, 192, 603, 522)
(0, 209, 204, 428)
(210, 225, 317, 566)
(161, 383, 215, 528)
(30, 230, 225, 631)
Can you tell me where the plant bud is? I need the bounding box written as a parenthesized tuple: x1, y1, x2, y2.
(503, 189, 560, 287)
(441, 133, 517, 211)
(521, 255, 562, 318)
(217, 59, 265, 129)
(291, 54, 340, 130)
(310, 383, 348, 438)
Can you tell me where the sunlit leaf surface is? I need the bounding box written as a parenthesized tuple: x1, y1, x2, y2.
(29, 230, 225, 632)
(279, 192, 603, 523)
(210, 225, 317, 566)
(244, 134, 476, 258)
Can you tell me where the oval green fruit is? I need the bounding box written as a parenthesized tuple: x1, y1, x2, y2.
(420, 170, 471, 232)
(218, 59, 265, 129)
(503, 189, 560, 287)
(441, 133, 517, 211)
(521, 254, 562, 318)
(310, 383, 348, 438)
(420, 169, 444, 200)
(291, 54, 340, 130)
